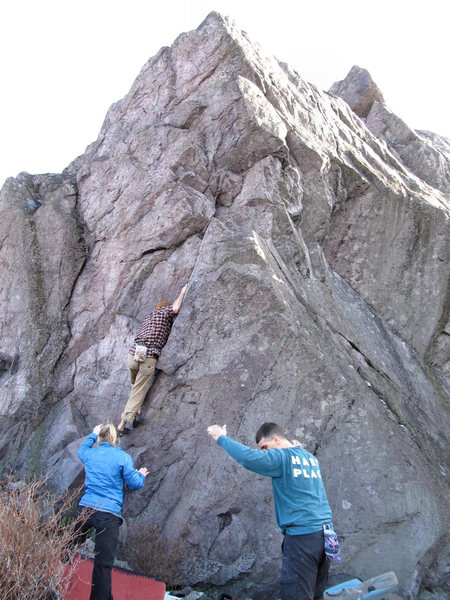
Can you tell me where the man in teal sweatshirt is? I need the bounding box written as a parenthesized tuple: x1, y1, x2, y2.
(208, 422, 334, 600)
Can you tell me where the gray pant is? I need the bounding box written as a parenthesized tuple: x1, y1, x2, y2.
(280, 530, 329, 600)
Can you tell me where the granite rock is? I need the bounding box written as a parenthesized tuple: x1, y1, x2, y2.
(0, 12, 449, 600)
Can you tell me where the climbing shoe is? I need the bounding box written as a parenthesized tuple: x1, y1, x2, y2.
(132, 413, 143, 428)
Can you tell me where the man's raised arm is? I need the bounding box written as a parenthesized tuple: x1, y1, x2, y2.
(172, 284, 187, 314)
(207, 424, 283, 477)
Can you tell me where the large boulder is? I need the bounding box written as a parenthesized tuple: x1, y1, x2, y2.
(0, 12, 448, 600)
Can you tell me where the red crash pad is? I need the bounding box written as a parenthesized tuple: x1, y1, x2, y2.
(65, 554, 166, 600)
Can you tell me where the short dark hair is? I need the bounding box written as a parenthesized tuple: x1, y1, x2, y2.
(255, 422, 287, 444)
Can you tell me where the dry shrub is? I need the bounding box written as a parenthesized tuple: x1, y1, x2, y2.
(127, 522, 186, 589)
(0, 478, 87, 600)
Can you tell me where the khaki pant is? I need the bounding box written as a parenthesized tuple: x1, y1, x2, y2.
(121, 354, 157, 423)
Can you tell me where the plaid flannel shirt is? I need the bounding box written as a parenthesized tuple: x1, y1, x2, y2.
(129, 305, 176, 358)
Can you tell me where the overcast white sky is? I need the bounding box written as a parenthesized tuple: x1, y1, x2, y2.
(1, 0, 448, 186)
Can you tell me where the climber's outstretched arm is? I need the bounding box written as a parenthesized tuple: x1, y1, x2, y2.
(172, 284, 187, 314)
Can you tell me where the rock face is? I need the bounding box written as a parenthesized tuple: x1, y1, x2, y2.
(0, 13, 449, 600)
(329, 65, 384, 118)
(330, 65, 450, 194)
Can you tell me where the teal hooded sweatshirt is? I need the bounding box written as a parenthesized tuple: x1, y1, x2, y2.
(217, 436, 332, 535)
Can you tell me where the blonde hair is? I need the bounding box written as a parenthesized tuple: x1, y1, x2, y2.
(98, 423, 118, 446)
(155, 301, 170, 310)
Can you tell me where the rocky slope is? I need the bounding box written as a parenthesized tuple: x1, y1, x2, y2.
(0, 13, 449, 600)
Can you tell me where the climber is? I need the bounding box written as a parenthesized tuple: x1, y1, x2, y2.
(117, 284, 187, 436)
(207, 422, 339, 600)
(74, 423, 148, 600)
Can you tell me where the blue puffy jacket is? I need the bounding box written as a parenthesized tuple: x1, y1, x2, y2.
(78, 433, 145, 515)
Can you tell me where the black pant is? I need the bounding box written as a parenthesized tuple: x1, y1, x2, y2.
(74, 507, 122, 600)
(280, 530, 329, 600)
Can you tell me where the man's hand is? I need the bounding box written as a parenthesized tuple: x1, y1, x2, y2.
(207, 424, 227, 441)
(173, 284, 188, 313)
(138, 467, 149, 477)
(93, 424, 102, 436)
